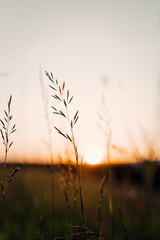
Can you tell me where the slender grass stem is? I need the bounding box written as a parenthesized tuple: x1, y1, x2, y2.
(98, 95, 114, 240)
(65, 98, 86, 239)
(46, 71, 87, 239)
(0, 96, 18, 240)
(40, 68, 55, 236)
(98, 175, 107, 240)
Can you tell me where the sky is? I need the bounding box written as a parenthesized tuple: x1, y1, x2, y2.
(0, 0, 160, 163)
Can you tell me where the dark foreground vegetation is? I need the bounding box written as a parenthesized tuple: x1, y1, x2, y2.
(0, 162, 160, 240)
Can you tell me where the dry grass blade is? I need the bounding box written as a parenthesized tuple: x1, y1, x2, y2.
(62, 82, 65, 91)
(7, 167, 20, 184)
(8, 95, 12, 112)
(74, 116, 79, 125)
(67, 90, 69, 100)
(59, 111, 66, 118)
(69, 96, 73, 104)
(54, 127, 68, 140)
(98, 175, 107, 239)
(74, 111, 78, 120)
(38, 232, 45, 240)
(66, 134, 72, 142)
(119, 208, 128, 240)
(49, 85, 57, 91)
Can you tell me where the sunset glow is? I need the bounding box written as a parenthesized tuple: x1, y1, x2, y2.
(84, 146, 103, 165)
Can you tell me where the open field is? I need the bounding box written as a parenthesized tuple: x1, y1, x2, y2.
(0, 162, 160, 240)
(1, 1, 160, 239)
(0, 73, 160, 240)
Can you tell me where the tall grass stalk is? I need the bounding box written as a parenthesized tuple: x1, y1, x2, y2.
(46, 72, 87, 239)
(97, 175, 107, 240)
(39, 67, 55, 235)
(98, 96, 114, 240)
(0, 96, 19, 239)
(0, 96, 18, 199)
(59, 162, 72, 227)
(118, 208, 128, 240)
(107, 132, 115, 240)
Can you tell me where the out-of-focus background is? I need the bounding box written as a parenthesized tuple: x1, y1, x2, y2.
(0, 0, 160, 163)
(0, 2, 160, 240)
(0, 163, 160, 240)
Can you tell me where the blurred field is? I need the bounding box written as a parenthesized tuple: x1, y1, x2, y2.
(0, 162, 160, 240)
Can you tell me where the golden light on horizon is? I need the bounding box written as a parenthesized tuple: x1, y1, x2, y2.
(84, 145, 103, 165)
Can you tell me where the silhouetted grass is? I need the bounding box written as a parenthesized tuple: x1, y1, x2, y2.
(0, 75, 160, 240)
(0, 163, 159, 240)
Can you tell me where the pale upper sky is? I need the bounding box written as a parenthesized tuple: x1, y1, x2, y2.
(0, 0, 160, 163)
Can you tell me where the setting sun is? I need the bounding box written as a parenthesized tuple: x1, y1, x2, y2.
(84, 146, 103, 165)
